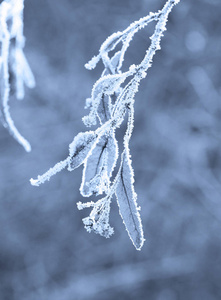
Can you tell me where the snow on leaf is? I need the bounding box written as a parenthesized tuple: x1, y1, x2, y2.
(68, 131, 99, 171)
(30, 0, 181, 250)
(97, 94, 111, 124)
(85, 31, 123, 71)
(100, 31, 123, 55)
(103, 51, 122, 76)
(115, 148, 144, 250)
(82, 197, 114, 238)
(80, 132, 118, 197)
(83, 69, 136, 127)
(97, 52, 124, 124)
(110, 51, 121, 72)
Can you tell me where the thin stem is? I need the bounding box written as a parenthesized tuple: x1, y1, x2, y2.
(111, 0, 180, 129)
(30, 157, 71, 186)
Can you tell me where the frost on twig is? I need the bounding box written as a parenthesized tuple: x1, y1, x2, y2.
(0, 0, 35, 152)
(81, 197, 114, 238)
(30, 0, 180, 250)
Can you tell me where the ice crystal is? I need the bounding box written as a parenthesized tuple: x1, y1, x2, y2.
(31, 0, 180, 250)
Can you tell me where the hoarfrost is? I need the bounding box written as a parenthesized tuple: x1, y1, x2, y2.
(68, 131, 99, 171)
(115, 148, 144, 250)
(80, 132, 118, 197)
(82, 197, 114, 238)
(31, 0, 181, 250)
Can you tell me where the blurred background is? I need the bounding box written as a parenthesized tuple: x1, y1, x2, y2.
(1, 0, 221, 299)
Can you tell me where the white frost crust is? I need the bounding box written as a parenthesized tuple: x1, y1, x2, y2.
(30, 0, 181, 250)
(0, 0, 35, 151)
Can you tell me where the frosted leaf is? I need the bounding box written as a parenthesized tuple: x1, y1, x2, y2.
(85, 31, 123, 71)
(100, 31, 123, 55)
(92, 70, 134, 100)
(115, 148, 144, 250)
(83, 171, 110, 197)
(83, 69, 136, 127)
(97, 52, 123, 123)
(97, 94, 111, 124)
(84, 97, 92, 109)
(110, 51, 121, 72)
(30, 0, 181, 250)
(82, 197, 114, 238)
(80, 133, 118, 197)
(68, 131, 99, 171)
(31, 131, 100, 186)
(103, 51, 121, 77)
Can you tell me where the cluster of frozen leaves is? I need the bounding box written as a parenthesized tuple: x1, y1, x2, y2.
(0, 0, 35, 152)
(31, 0, 180, 250)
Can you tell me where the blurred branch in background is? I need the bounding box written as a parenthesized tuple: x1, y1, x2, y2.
(38, 254, 198, 300)
(1, 0, 221, 299)
(0, 0, 35, 152)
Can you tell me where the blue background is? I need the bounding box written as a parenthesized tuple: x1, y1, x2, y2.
(1, 0, 221, 299)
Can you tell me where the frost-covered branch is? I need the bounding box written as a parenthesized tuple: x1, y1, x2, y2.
(30, 0, 180, 250)
(0, 0, 35, 152)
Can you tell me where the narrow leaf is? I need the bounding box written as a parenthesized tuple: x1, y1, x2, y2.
(115, 148, 144, 250)
(97, 94, 111, 124)
(80, 133, 118, 197)
(103, 51, 121, 76)
(68, 131, 98, 171)
(83, 69, 135, 126)
(100, 31, 123, 54)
